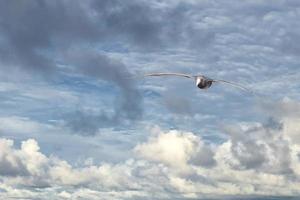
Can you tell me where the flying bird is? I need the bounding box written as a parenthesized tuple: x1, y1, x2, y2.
(143, 72, 251, 92)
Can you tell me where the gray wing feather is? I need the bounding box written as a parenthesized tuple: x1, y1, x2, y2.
(144, 73, 193, 79)
(212, 79, 252, 93)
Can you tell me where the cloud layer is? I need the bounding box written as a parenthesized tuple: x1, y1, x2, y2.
(0, 99, 300, 199)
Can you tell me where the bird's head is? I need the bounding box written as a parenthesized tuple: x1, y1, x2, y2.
(195, 76, 213, 89)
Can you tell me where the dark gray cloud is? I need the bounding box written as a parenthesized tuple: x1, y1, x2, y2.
(1, 0, 157, 134)
(0, 155, 29, 177)
(224, 118, 292, 174)
(69, 51, 142, 118)
(0, 0, 214, 135)
(0, 0, 99, 74)
(0, 0, 217, 74)
(0, 144, 29, 177)
(64, 51, 143, 135)
(91, 0, 163, 50)
(0, 0, 158, 74)
(65, 110, 112, 136)
(189, 146, 216, 168)
(1, 0, 299, 79)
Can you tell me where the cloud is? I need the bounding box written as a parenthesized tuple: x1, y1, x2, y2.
(0, 0, 216, 75)
(2, 97, 300, 199)
(0, 1, 149, 135)
(0, 111, 300, 199)
(0, 116, 60, 137)
(64, 51, 143, 136)
(223, 121, 292, 174)
(2, 0, 300, 137)
(0, 0, 99, 74)
(134, 128, 216, 171)
(0, 109, 300, 199)
(68, 51, 143, 120)
(0, 139, 29, 177)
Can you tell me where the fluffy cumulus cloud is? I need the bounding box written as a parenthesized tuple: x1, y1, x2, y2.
(135, 127, 216, 170)
(0, 98, 300, 199)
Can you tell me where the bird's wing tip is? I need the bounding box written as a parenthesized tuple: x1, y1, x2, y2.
(213, 80, 253, 93)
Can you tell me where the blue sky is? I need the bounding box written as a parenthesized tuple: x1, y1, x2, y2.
(0, 0, 300, 199)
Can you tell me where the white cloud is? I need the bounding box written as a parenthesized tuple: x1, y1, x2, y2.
(134, 128, 216, 172)
(0, 116, 48, 135)
(1, 97, 300, 199)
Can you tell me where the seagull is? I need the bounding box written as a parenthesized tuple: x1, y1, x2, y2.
(143, 72, 251, 92)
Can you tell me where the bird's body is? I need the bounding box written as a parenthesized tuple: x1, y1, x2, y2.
(143, 73, 251, 92)
(195, 76, 213, 89)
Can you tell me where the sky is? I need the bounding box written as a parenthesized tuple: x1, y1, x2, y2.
(0, 0, 300, 199)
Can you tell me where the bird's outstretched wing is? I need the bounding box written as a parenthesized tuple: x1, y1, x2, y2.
(144, 73, 193, 79)
(212, 79, 252, 93)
